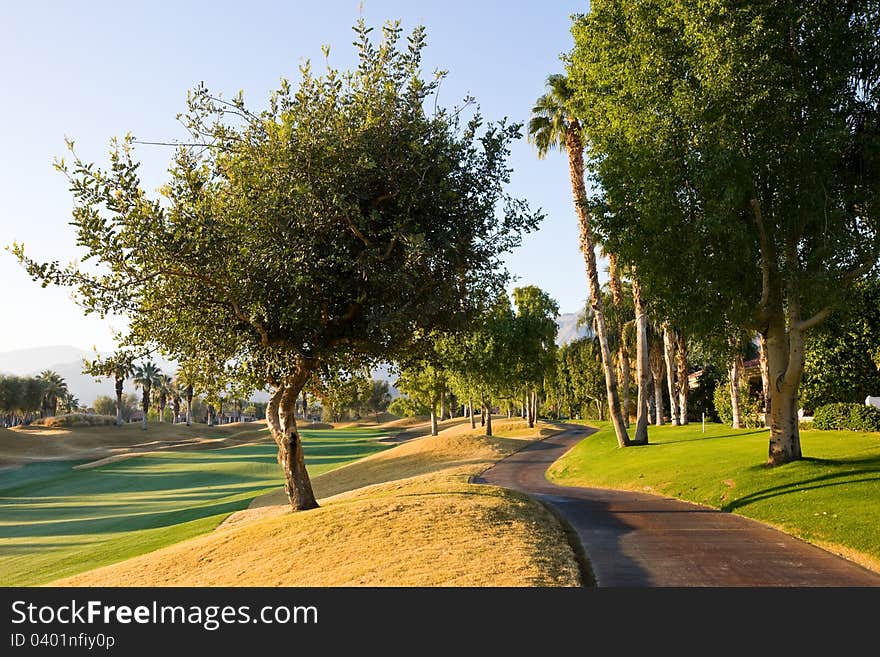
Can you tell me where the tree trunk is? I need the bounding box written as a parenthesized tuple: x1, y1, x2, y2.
(758, 332, 771, 427)
(115, 377, 124, 427)
(302, 390, 308, 421)
(676, 332, 689, 424)
(532, 389, 538, 425)
(430, 402, 438, 436)
(662, 323, 679, 426)
(608, 253, 630, 427)
(207, 404, 214, 427)
(527, 388, 535, 428)
(632, 277, 650, 444)
(650, 338, 665, 425)
(481, 407, 486, 427)
(765, 312, 804, 465)
(268, 378, 319, 511)
(469, 397, 476, 429)
(440, 389, 446, 422)
(484, 405, 493, 437)
(141, 386, 150, 430)
(185, 388, 193, 426)
(566, 124, 630, 447)
(729, 354, 743, 429)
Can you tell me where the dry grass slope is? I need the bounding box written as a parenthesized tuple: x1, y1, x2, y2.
(55, 419, 582, 587)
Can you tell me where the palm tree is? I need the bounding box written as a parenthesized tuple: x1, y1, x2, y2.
(132, 361, 161, 430)
(62, 393, 80, 414)
(37, 370, 67, 418)
(169, 378, 182, 424)
(153, 374, 172, 423)
(529, 73, 630, 447)
(103, 361, 134, 426)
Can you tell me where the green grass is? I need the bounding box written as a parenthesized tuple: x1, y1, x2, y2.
(548, 421, 880, 569)
(0, 427, 389, 586)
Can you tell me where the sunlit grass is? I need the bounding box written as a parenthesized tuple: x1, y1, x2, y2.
(548, 421, 880, 571)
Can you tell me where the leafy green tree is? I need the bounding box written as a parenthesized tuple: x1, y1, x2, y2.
(314, 369, 372, 423)
(569, 0, 880, 464)
(801, 277, 880, 411)
(12, 21, 539, 509)
(92, 395, 117, 417)
(512, 285, 559, 427)
(396, 363, 446, 435)
(365, 379, 392, 423)
(132, 361, 161, 430)
(528, 74, 629, 446)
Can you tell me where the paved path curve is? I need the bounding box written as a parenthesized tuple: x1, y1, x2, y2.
(476, 425, 880, 586)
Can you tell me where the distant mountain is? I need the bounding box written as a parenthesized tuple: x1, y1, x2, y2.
(556, 311, 592, 346)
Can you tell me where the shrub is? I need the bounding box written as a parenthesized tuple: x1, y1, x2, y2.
(813, 403, 880, 432)
(812, 403, 853, 430)
(31, 413, 117, 428)
(713, 378, 763, 428)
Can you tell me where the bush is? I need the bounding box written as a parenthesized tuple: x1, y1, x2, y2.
(31, 413, 117, 428)
(713, 378, 763, 428)
(813, 403, 880, 432)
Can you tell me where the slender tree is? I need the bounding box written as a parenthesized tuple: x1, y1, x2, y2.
(132, 361, 161, 430)
(529, 73, 629, 447)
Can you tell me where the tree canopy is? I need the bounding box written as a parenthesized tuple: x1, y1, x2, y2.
(12, 19, 540, 508)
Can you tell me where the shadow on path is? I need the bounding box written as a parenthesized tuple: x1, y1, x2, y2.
(477, 424, 880, 587)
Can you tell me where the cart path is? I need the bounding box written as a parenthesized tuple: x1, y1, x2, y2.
(475, 425, 880, 587)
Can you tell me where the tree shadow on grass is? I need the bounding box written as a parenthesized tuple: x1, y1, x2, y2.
(721, 463, 880, 513)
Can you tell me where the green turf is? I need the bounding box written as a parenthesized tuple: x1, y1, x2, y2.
(0, 427, 390, 586)
(548, 421, 880, 566)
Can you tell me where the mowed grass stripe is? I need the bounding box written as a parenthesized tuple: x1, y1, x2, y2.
(0, 427, 389, 586)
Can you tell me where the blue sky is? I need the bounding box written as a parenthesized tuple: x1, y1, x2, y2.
(0, 0, 595, 352)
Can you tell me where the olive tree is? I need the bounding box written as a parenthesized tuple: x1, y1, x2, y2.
(11, 20, 540, 509)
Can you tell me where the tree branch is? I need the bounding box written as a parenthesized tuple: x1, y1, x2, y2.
(793, 307, 831, 332)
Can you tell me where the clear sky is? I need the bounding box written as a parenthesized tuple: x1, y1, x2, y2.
(0, 0, 596, 353)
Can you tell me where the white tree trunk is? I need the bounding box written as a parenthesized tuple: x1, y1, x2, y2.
(632, 277, 650, 444)
(662, 323, 679, 426)
(729, 355, 742, 429)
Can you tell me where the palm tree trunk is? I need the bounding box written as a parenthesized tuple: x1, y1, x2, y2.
(141, 386, 150, 430)
(115, 378, 124, 427)
(632, 276, 650, 444)
(662, 323, 680, 426)
(608, 253, 630, 427)
(566, 124, 629, 447)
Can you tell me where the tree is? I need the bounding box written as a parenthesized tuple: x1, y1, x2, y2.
(132, 361, 161, 430)
(85, 356, 134, 427)
(12, 21, 539, 510)
(0, 376, 45, 427)
(529, 73, 630, 447)
(396, 363, 446, 435)
(365, 380, 392, 423)
(154, 374, 172, 423)
(569, 0, 880, 464)
(511, 285, 559, 428)
(801, 277, 880, 411)
(36, 371, 67, 418)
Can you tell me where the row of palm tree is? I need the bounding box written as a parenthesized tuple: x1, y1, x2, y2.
(128, 361, 195, 430)
(529, 74, 690, 446)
